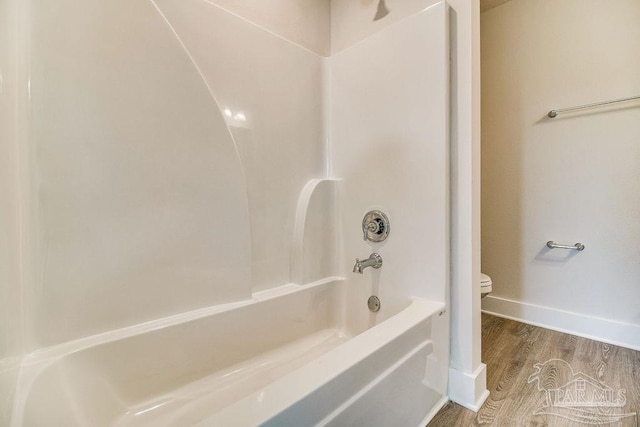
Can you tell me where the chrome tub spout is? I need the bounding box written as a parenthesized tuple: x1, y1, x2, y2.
(353, 253, 383, 274)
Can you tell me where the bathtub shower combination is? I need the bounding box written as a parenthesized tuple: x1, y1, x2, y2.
(6, 1, 451, 426)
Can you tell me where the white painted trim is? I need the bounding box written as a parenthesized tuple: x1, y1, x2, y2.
(482, 296, 640, 351)
(446, 0, 486, 410)
(448, 363, 489, 412)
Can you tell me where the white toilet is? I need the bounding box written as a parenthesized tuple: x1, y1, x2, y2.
(480, 273, 492, 298)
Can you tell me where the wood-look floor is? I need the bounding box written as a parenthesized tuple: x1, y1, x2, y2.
(429, 314, 640, 426)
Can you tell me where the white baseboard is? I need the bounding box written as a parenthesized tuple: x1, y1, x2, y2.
(482, 295, 640, 351)
(448, 363, 489, 412)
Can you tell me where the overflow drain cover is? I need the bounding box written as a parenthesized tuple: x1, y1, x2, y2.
(368, 296, 381, 312)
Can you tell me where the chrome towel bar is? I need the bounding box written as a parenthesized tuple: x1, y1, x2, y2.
(548, 95, 640, 118)
(546, 241, 585, 251)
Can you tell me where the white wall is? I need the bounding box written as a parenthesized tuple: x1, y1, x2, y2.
(330, 0, 441, 54)
(152, 0, 329, 294)
(23, 0, 327, 348)
(204, 0, 331, 56)
(481, 0, 640, 349)
(330, 2, 449, 396)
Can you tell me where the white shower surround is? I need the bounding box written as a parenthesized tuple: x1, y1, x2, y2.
(0, 0, 486, 424)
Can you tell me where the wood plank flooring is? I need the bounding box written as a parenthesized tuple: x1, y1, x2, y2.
(429, 314, 640, 426)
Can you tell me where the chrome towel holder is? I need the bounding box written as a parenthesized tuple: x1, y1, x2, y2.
(546, 241, 585, 251)
(548, 95, 640, 118)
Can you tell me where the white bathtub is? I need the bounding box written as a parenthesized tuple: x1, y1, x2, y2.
(12, 278, 446, 426)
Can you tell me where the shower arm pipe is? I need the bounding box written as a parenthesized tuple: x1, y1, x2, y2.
(546, 241, 585, 251)
(547, 95, 640, 118)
